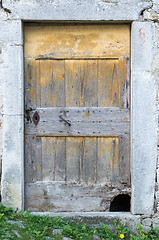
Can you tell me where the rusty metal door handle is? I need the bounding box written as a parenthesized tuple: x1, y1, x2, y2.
(59, 115, 71, 126)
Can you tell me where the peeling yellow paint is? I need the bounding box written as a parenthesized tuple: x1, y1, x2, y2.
(85, 112, 92, 117)
(25, 24, 130, 59)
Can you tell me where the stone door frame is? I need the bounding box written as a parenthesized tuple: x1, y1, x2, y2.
(0, 0, 157, 215)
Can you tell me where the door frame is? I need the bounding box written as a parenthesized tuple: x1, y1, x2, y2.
(1, 20, 157, 215)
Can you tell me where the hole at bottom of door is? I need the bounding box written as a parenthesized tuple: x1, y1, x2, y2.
(109, 194, 130, 212)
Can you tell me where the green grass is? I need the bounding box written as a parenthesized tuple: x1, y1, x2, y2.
(0, 203, 159, 239)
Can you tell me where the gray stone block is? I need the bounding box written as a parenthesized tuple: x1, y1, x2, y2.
(52, 229, 63, 235)
(141, 218, 152, 227)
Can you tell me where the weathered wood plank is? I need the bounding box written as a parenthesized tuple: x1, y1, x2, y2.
(54, 137, 66, 181)
(25, 107, 130, 136)
(27, 107, 130, 122)
(97, 137, 119, 184)
(84, 61, 98, 107)
(41, 137, 66, 181)
(24, 24, 130, 59)
(41, 137, 56, 181)
(66, 138, 81, 183)
(98, 59, 113, 107)
(65, 60, 84, 107)
(119, 58, 130, 109)
(25, 136, 42, 183)
(65, 60, 98, 107)
(25, 59, 40, 109)
(40, 60, 65, 107)
(98, 58, 129, 108)
(25, 182, 131, 212)
(82, 137, 97, 184)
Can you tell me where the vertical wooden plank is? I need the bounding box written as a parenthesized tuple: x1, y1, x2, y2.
(110, 138, 119, 182)
(40, 60, 53, 107)
(111, 62, 120, 107)
(82, 137, 97, 184)
(65, 60, 85, 107)
(65, 60, 98, 107)
(25, 59, 40, 108)
(66, 137, 81, 183)
(118, 58, 130, 109)
(36, 60, 41, 108)
(41, 137, 56, 181)
(84, 60, 98, 107)
(40, 60, 65, 107)
(98, 60, 118, 107)
(97, 137, 110, 184)
(55, 137, 66, 181)
(25, 136, 42, 183)
(98, 59, 128, 108)
(97, 138, 119, 184)
(41, 137, 66, 182)
(36, 137, 42, 181)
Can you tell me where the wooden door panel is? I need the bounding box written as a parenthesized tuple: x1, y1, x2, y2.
(24, 24, 130, 211)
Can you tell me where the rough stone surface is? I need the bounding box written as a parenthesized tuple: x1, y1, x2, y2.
(153, 217, 159, 228)
(2, 0, 152, 21)
(140, 225, 151, 232)
(0, 17, 24, 209)
(12, 230, 22, 238)
(63, 238, 74, 240)
(8, 220, 25, 228)
(131, 21, 157, 215)
(33, 212, 142, 231)
(141, 218, 152, 227)
(157, 169, 159, 184)
(93, 234, 101, 240)
(153, 21, 159, 214)
(52, 229, 63, 235)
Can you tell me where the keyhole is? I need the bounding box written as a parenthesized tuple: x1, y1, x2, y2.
(33, 111, 40, 125)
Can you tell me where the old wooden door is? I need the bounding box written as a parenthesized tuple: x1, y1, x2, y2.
(24, 24, 130, 212)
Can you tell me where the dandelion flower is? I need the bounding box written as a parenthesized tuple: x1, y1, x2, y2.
(120, 234, 124, 239)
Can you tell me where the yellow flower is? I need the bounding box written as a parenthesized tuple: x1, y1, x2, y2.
(120, 234, 124, 239)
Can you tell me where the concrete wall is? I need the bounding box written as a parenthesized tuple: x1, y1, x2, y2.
(0, 0, 159, 227)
